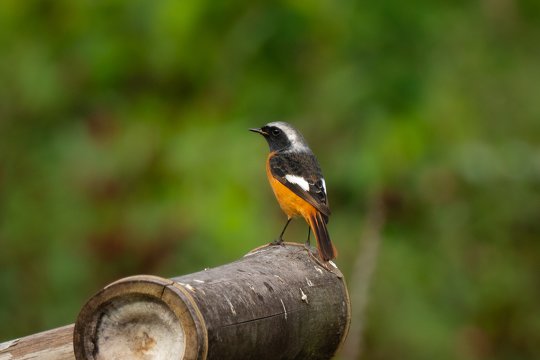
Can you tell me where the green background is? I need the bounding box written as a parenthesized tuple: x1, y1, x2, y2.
(1, 1, 540, 359)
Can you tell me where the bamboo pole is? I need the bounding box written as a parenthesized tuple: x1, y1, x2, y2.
(1, 243, 351, 360)
(0, 325, 75, 360)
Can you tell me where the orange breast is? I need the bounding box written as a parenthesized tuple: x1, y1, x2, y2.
(266, 153, 316, 220)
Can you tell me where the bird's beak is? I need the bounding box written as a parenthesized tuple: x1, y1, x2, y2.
(249, 128, 268, 135)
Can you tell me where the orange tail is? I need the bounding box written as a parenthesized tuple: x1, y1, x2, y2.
(308, 212, 337, 261)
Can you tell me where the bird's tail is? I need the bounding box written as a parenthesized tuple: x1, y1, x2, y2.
(308, 211, 337, 261)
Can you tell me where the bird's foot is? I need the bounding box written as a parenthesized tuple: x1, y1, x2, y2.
(270, 238, 285, 246)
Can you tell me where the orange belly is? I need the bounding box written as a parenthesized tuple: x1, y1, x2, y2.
(266, 154, 316, 220)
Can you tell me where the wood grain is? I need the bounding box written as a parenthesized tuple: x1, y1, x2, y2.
(0, 325, 75, 360)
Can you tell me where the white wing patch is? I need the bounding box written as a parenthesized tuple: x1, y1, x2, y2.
(285, 174, 310, 192)
(321, 179, 327, 194)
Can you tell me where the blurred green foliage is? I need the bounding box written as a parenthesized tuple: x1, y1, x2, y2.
(1, 0, 540, 359)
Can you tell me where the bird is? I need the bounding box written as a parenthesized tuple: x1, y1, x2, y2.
(250, 122, 336, 261)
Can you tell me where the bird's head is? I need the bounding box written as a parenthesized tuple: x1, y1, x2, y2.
(250, 122, 309, 153)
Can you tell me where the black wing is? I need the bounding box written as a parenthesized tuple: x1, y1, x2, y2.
(269, 152, 330, 219)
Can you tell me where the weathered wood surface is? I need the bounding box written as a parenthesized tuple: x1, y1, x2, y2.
(0, 324, 75, 360)
(74, 243, 350, 359)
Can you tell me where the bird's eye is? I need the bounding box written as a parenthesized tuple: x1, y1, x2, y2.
(272, 128, 281, 136)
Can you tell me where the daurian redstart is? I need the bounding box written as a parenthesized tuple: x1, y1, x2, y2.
(250, 122, 336, 261)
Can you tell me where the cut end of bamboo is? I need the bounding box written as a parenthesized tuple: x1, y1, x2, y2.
(73, 275, 207, 360)
(91, 295, 184, 359)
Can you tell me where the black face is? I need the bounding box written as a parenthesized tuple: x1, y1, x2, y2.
(257, 125, 291, 152)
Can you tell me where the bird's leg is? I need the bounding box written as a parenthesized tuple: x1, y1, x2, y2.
(272, 218, 291, 245)
(304, 227, 311, 249)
